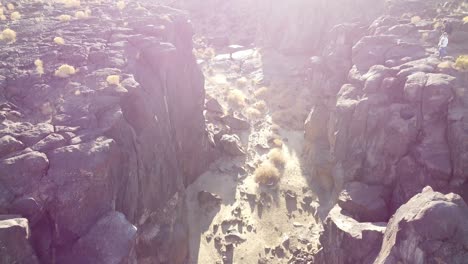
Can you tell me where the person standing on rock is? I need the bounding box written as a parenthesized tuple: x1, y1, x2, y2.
(438, 32, 449, 59)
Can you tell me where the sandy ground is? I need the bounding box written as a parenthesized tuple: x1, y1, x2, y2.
(186, 48, 322, 264)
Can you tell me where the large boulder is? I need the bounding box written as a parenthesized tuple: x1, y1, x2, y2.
(375, 187, 468, 264)
(318, 204, 386, 264)
(60, 212, 137, 264)
(0, 217, 39, 264)
(0, 151, 49, 196)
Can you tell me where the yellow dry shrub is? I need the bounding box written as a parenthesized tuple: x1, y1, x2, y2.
(227, 89, 246, 108)
(0, 15, 6, 21)
(455, 55, 468, 71)
(58, 0, 80, 8)
(58, 14, 71, 22)
(236, 77, 248, 88)
(410, 16, 421, 24)
(0, 28, 16, 43)
(106, 75, 120, 86)
(268, 148, 286, 167)
(35, 59, 44, 75)
(54, 36, 65, 45)
(117, 1, 125, 10)
(74, 10, 88, 19)
(463, 16, 468, 24)
(245, 107, 262, 119)
(254, 161, 280, 185)
(271, 138, 283, 148)
(10, 11, 20, 21)
(253, 100, 267, 112)
(55, 64, 76, 78)
(254, 86, 269, 99)
(7, 3, 14, 10)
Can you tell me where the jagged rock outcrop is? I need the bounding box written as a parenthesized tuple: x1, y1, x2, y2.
(0, 0, 214, 263)
(375, 187, 468, 264)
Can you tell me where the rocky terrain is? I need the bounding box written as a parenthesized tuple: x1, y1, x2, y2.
(0, 0, 467, 264)
(0, 0, 214, 263)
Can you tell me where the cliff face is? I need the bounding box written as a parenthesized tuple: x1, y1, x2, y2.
(0, 1, 213, 263)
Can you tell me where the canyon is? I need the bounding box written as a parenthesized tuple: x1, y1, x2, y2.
(0, 0, 467, 263)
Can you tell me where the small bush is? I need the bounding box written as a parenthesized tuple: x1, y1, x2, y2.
(410, 16, 421, 24)
(55, 64, 76, 78)
(271, 138, 283, 148)
(455, 55, 468, 71)
(268, 148, 286, 167)
(0, 15, 5, 21)
(58, 14, 72, 22)
(58, 0, 81, 8)
(253, 100, 267, 112)
(0, 28, 16, 43)
(54, 36, 65, 45)
(463, 16, 468, 24)
(7, 3, 14, 10)
(106, 75, 120, 86)
(117, 1, 126, 10)
(245, 107, 262, 119)
(10, 11, 20, 21)
(254, 162, 280, 185)
(227, 89, 246, 108)
(254, 86, 269, 99)
(236, 77, 248, 88)
(75, 10, 89, 19)
(35, 59, 44, 75)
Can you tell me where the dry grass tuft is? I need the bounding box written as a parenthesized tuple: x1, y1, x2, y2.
(75, 10, 90, 19)
(58, 14, 72, 22)
(55, 64, 76, 78)
(464, 16, 468, 24)
(10, 11, 20, 21)
(117, 1, 126, 10)
(253, 100, 267, 112)
(254, 86, 269, 99)
(268, 148, 286, 167)
(7, 3, 14, 10)
(227, 89, 246, 108)
(410, 16, 421, 24)
(106, 75, 120, 86)
(254, 161, 280, 185)
(236, 77, 248, 88)
(35, 59, 44, 75)
(0, 28, 16, 43)
(58, 0, 81, 8)
(271, 138, 283, 148)
(54, 36, 65, 45)
(245, 107, 262, 119)
(455, 55, 468, 71)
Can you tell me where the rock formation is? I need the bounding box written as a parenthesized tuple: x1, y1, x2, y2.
(303, 0, 468, 262)
(0, 0, 214, 263)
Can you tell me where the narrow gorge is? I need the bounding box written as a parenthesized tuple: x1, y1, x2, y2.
(0, 0, 467, 264)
